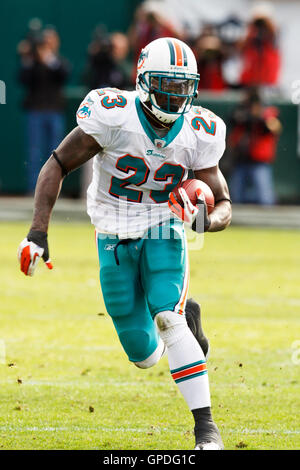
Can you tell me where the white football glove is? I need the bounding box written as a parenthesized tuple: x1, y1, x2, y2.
(168, 187, 211, 232)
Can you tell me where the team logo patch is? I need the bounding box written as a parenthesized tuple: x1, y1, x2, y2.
(76, 97, 94, 119)
(77, 103, 91, 119)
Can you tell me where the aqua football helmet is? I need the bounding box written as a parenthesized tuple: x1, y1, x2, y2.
(136, 37, 200, 124)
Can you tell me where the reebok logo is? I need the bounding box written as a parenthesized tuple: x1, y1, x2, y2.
(104, 244, 116, 251)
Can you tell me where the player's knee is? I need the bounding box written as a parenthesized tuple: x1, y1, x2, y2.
(155, 310, 186, 331)
(119, 329, 155, 364)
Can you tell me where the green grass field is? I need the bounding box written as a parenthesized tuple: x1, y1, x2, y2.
(0, 221, 299, 450)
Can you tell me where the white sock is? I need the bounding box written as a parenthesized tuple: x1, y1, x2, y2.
(156, 311, 211, 410)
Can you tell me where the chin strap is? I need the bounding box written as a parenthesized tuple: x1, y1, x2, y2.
(141, 102, 173, 129)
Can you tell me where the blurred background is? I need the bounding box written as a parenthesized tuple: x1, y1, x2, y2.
(0, 0, 300, 212)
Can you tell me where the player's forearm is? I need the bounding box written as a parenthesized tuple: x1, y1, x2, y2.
(208, 201, 232, 232)
(30, 158, 64, 233)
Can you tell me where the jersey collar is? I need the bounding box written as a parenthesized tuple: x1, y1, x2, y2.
(135, 97, 184, 148)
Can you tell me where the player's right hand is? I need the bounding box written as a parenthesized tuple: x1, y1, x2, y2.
(17, 230, 53, 276)
(168, 188, 211, 232)
(168, 187, 200, 224)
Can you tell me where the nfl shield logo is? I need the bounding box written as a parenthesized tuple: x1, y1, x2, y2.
(154, 139, 166, 148)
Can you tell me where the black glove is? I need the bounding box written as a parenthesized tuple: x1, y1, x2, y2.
(27, 230, 50, 262)
(18, 230, 53, 276)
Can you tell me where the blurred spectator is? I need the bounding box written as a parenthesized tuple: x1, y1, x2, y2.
(193, 26, 227, 92)
(18, 23, 70, 193)
(227, 88, 282, 205)
(217, 16, 245, 89)
(239, 4, 281, 88)
(81, 29, 131, 198)
(128, 2, 182, 82)
(84, 26, 131, 90)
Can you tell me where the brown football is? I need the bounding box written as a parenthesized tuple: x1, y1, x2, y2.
(173, 179, 215, 214)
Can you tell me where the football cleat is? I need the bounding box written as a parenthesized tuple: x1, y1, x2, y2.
(194, 421, 224, 450)
(185, 298, 209, 359)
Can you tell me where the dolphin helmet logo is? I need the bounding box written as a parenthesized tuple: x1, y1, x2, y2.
(137, 49, 149, 70)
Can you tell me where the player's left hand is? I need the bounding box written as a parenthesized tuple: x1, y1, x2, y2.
(168, 187, 211, 232)
(18, 230, 53, 276)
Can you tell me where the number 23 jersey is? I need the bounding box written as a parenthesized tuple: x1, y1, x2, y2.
(76, 88, 226, 238)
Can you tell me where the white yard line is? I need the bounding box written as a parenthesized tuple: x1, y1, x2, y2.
(228, 428, 300, 435)
(0, 425, 298, 435)
(0, 379, 169, 389)
(0, 426, 171, 433)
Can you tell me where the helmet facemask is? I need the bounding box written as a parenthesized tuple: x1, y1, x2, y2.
(139, 71, 199, 124)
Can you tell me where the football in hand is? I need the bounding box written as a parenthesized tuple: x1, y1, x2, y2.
(172, 179, 215, 214)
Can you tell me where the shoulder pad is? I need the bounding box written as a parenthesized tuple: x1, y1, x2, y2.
(86, 88, 132, 127)
(188, 106, 226, 142)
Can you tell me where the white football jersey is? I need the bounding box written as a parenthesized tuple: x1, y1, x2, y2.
(76, 88, 226, 238)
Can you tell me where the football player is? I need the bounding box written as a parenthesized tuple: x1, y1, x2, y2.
(18, 37, 232, 450)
